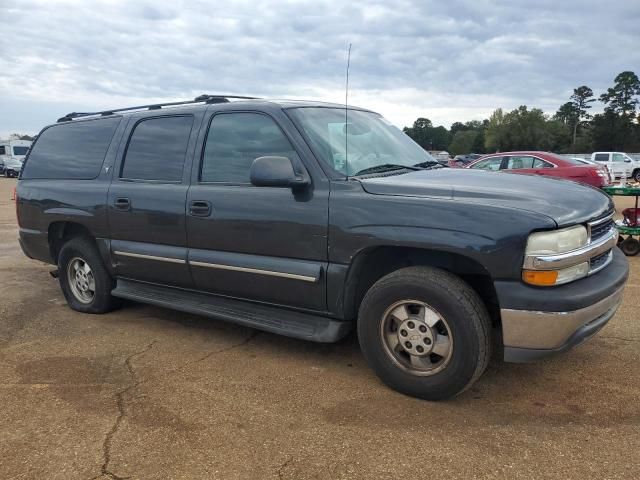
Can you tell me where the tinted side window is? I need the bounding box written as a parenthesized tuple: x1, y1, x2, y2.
(21, 118, 120, 179)
(201, 113, 298, 183)
(121, 116, 193, 181)
(594, 153, 609, 162)
(0, 146, 5, 155)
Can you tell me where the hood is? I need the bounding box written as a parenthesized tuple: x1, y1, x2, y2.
(359, 168, 613, 227)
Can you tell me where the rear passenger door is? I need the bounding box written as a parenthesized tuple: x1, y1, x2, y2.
(108, 113, 202, 287)
(186, 109, 329, 311)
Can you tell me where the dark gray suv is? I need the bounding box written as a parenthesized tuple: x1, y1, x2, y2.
(16, 95, 628, 400)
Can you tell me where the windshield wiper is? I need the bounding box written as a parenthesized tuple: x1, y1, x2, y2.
(413, 160, 448, 169)
(353, 164, 423, 176)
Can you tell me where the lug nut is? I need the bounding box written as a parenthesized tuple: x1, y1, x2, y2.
(424, 338, 432, 345)
(407, 321, 415, 329)
(419, 325, 427, 333)
(417, 345, 424, 353)
(400, 329, 408, 337)
(405, 341, 412, 349)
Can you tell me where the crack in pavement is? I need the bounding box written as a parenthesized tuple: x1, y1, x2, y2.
(90, 341, 156, 480)
(276, 456, 293, 480)
(600, 335, 638, 343)
(89, 330, 258, 480)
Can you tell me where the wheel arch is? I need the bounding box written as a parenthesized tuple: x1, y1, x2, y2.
(48, 221, 97, 264)
(341, 246, 500, 326)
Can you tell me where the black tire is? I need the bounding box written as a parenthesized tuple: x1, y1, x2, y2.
(358, 266, 491, 401)
(620, 237, 640, 256)
(634, 170, 640, 183)
(58, 236, 121, 313)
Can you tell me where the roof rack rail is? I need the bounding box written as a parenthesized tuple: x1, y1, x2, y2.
(56, 94, 261, 122)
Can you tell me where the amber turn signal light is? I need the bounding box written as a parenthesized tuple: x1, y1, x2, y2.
(522, 269, 558, 286)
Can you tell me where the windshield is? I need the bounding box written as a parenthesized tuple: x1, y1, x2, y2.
(288, 107, 436, 176)
(13, 146, 29, 156)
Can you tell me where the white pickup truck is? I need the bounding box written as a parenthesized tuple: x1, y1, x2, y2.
(591, 152, 640, 181)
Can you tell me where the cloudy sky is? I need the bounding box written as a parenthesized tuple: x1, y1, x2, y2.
(1, 0, 638, 137)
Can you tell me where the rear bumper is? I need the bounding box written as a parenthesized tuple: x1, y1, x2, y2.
(502, 286, 624, 362)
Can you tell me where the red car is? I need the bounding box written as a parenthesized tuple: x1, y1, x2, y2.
(465, 151, 609, 188)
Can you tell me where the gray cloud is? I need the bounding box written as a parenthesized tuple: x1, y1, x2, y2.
(0, 0, 638, 136)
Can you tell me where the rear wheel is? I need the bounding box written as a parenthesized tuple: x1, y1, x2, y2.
(358, 266, 491, 401)
(58, 237, 121, 313)
(634, 170, 640, 182)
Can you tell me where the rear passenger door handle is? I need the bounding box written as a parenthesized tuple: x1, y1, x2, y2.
(114, 197, 131, 211)
(189, 200, 212, 217)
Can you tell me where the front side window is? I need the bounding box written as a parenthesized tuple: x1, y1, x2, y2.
(22, 117, 120, 180)
(287, 107, 437, 176)
(201, 113, 298, 183)
(612, 153, 626, 163)
(471, 157, 503, 171)
(121, 116, 193, 181)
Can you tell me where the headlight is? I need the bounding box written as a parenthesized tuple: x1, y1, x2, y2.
(523, 225, 590, 286)
(525, 225, 587, 255)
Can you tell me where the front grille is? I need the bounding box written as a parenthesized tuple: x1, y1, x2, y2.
(590, 249, 612, 272)
(590, 216, 614, 242)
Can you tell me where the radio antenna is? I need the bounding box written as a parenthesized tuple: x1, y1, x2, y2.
(345, 43, 352, 179)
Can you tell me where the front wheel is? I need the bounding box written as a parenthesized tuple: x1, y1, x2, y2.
(358, 266, 491, 400)
(634, 170, 640, 183)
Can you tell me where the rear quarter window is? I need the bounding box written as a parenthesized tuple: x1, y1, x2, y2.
(22, 117, 121, 179)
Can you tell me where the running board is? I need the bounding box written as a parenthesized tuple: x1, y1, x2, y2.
(111, 279, 352, 343)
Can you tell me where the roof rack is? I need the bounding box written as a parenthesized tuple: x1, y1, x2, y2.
(56, 94, 260, 122)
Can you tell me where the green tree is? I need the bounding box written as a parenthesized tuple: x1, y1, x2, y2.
(484, 108, 506, 152)
(403, 118, 450, 151)
(569, 86, 595, 146)
(485, 106, 570, 152)
(448, 130, 478, 156)
(599, 71, 640, 118)
(554, 102, 578, 126)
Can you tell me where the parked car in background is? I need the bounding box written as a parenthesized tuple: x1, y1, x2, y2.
(591, 152, 640, 181)
(466, 151, 610, 188)
(569, 157, 614, 183)
(449, 153, 482, 167)
(0, 139, 31, 178)
(4, 157, 24, 177)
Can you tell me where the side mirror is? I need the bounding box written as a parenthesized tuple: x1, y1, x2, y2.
(250, 156, 310, 188)
(624, 158, 632, 163)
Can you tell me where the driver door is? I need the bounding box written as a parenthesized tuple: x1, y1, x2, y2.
(186, 110, 329, 311)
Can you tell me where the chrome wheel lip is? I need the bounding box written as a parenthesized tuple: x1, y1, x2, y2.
(379, 299, 454, 377)
(67, 257, 95, 304)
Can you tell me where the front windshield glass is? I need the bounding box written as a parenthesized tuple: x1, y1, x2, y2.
(288, 107, 436, 176)
(13, 146, 29, 156)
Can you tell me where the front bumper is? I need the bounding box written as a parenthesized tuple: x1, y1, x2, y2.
(498, 247, 629, 362)
(502, 286, 624, 362)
